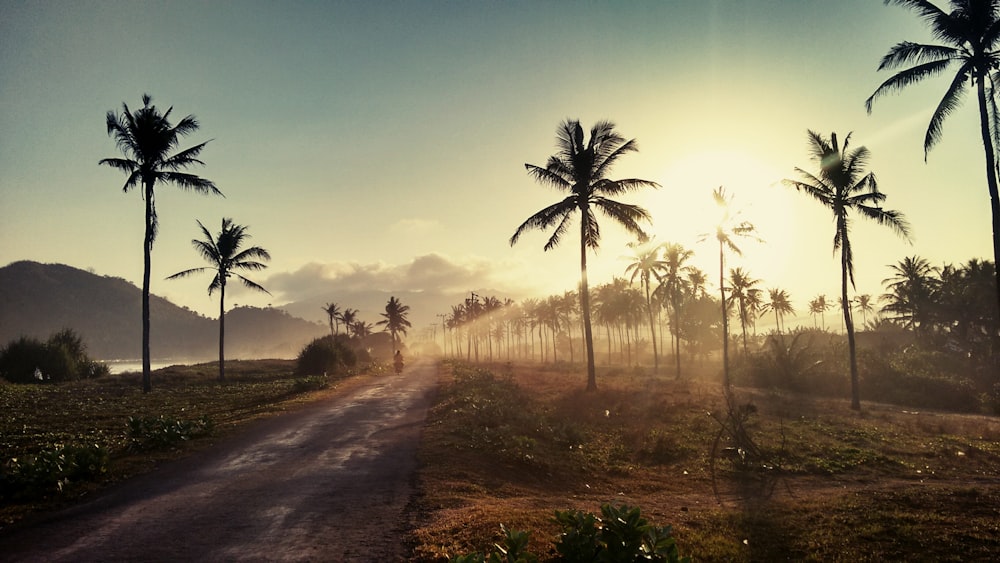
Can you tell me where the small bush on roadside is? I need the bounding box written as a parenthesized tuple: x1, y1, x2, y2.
(0, 329, 109, 384)
(0, 444, 110, 501)
(126, 415, 214, 451)
(860, 348, 980, 412)
(295, 336, 357, 376)
(291, 375, 329, 393)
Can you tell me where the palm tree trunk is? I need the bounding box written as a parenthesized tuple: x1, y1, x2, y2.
(218, 282, 226, 381)
(141, 181, 154, 394)
(842, 241, 860, 411)
(580, 226, 597, 391)
(644, 279, 659, 374)
(975, 76, 1000, 355)
(719, 241, 730, 388)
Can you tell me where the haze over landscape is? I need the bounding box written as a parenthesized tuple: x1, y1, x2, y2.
(1, 0, 993, 334)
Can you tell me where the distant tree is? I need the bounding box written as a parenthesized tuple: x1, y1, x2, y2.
(100, 94, 221, 392)
(728, 267, 762, 355)
(881, 255, 941, 336)
(322, 302, 341, 338)
(167, 218, 270, 381)
(624, 241, 668, 373)
(783, 130, 910, 410)
(763, 287, 795, 334)
(511, 119, 658, 391)
(658, 242, 695, 378)
(866, 0, 1000, 325)
(340, 308, 358, 337)
(853, 294, 875, 328)
(377, 296, 412, 354)
(809, 294, 831, 330)
(706, 186, 760, 387)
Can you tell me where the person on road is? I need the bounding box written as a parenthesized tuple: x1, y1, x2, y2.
(393, 350, 404, 374)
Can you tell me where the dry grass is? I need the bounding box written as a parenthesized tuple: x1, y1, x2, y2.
(408, 360, 1000, 562)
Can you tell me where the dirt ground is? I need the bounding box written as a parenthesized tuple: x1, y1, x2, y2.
(0, 358, 439, 562)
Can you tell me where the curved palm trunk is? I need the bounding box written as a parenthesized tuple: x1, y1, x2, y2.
(719, 240, 730, 388)
(218, 282, 226, 382)
(644, 279, 659, 374)
(975, 76, 1000, 354)
(141, 180, 154, 393)
(841, 238, 860, 411)
(580, 221, 597, 391)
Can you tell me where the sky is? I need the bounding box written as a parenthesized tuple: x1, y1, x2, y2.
(0, 0, 994, 335)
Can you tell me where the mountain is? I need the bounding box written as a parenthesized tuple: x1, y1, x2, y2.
(0, 261, 325, 361)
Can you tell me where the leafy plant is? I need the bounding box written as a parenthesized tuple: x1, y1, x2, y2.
(126, 415, 214, 451)
(291, 375, 329, 393)
(451, 525, 537, 563)
(0, 444, 109, 500)
(295, 336, 357, 376)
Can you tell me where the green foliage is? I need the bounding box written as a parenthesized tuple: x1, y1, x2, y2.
(291, 375, 329, 393)
(0, 444, 109, 500)
(0, 329, 109, 384)
(295, 335, 357, 376)
(126, 415, 214, 451)
(451, 525, 537, 563)
(860, 348, 980, 412)
(739, 330, 847, 397)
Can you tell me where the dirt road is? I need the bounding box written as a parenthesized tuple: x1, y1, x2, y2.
(0, 358, 439, 562)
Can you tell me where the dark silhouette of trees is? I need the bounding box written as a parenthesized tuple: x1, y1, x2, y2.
(763, 287, 795, 334)
(322, 303, 341, 338)
(624, 241, 667, 373)
(510, 119, 658, 391)
(100, 94, 221, 392)
(167, 218, 270, 381)
(658, 242, 694, 378)
(378, 296, 412, 354)
(881, 255, 941, 336)
(784, 130, 911, 410)
(866, 0, 1000, 331)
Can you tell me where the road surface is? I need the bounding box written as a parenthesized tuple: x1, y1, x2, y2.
(0, 358, 439, 562)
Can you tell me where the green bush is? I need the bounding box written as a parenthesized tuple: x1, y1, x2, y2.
(0, 329, 109, 383)
(126, 415, 214, 451)
(0, 444, 110, 501)
(295, 336, 357, 376)
(291, 375, 329, 393)
(860, 349, 980, 412)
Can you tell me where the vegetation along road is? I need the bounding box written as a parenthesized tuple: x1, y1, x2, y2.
(0, 358, 438, 561)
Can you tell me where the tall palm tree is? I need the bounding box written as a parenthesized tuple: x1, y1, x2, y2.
(658, 242, 694, 378)
(809, 294, 831, 330)
(763, 287, 795, 334)
(378, 296, 412, 354)
(854, 294, 875, 328)
(784, 130, 911, 410)
(881, 255, 941, 335)
(728, 267, 762, 355)
(510, 119, 658, 391)
(624, 241, 667, 373)
(167, 218, 270, 381)
(706, 186, 760, 387)
(100, 94, 221, 392)
(322, 302, 341, 338)
(866, 0, 1000, 322)
(340, 308, 358, 337)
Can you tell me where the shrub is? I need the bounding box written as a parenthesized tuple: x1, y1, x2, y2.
(291, 375, 329, 393)
(295, 336, 357, 376)
(0, 329, 109, 383)
(126, 415, 214, 451)
(0, 444, 110, 501)
(860, 348, 980, 412)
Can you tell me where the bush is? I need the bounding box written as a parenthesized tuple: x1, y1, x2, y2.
(860, 348, 980, 412)
(295, 336, 357, 376)
(126, 415, 214, 451)
(0, 329, 109, 383)
(0, 444, 110, 501)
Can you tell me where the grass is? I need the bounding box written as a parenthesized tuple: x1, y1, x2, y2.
(408, 360, 1000, 561)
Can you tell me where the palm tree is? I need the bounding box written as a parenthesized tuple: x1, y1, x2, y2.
(378, 296, 412, 354)
(783, 131, 911, 410)
(322, 302, 341, 338)
(866, 0, 1000, 321)
(763, 287, 795, 334)
(658, 242, 694, 378)
(854, 294, 875, 328)
(706, 186, 760, 387)
(728, 267, 762, 355)
(881, 255, 941, 335)
(100, 94, 221, 392)
(809, 294, 831, 330)
(624, 241, 667, 373)
(510, 119, 659, 391)
(340, 308, 358, 337)
(167, 218, 270, 381)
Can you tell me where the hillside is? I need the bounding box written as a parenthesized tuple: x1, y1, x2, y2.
(0, 261, 325, 361)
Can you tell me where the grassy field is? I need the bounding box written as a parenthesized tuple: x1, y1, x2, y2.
(3, 358, 999, 560)
(408, 360, 1000, 561)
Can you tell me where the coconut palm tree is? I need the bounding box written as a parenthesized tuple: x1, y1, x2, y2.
(706, 186, 760, 387)
(340, 308, 358, 338)
(853, 294, 875, 328)
(624, 241, 667, 373)
(783, 130, 911, 410)
(809, 294, 831, 330)
(167, 218, 270, 381)
(658, 242, 694, 378)
(510, 119, 658, 391)
(100, 94, 221, 392)
(729, 267, 762, 355)
(866, 0, 1000, 321)
(763, 287, 795, 334)
(377, 296, 412, 355)
(322, 302, 341, 338)
(881, 255, 941, 335)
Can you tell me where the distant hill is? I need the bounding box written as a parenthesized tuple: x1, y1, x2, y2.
(0, 261, 325, 361)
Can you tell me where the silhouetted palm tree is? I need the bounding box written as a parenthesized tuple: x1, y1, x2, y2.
(510, 119, 658, 391)
(853, 294, 875, 328)
(658, 242, 694, 378)
(100, 94, 221, 392)
(624, 241, 667, 373)
(729, 267, 762, 355)
(784, 130, 911, 410)
(866, 0, 1000, 321)
(881, 255, 941, 335)
(763, 287, 795, 334)
(706, 186, 760, 387)
(322, 303, 341, 337)
(167, 218, 270, 381)
(378, 296, 412, 354)
(809, 294, 831, 330)
(340, 308, 358, 337)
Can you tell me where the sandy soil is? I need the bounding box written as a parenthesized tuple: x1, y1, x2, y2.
(0, 358, 439, 562)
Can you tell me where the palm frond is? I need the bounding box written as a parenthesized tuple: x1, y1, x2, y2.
(165, 266, 210, 280)
(924, 64, 971, 154)
(161, 172, 222, 196)
(509, 197, 577, 247)
(234, 274, 272, 295)
(876, 41, 958, 71)
(525, 162, 572, 191)
(865, 57, 954, 112)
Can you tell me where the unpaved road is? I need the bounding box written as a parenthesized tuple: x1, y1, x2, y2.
(0, 358, 439, 562)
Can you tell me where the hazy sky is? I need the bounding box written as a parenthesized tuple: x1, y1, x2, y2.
(0, 0, 992, 332)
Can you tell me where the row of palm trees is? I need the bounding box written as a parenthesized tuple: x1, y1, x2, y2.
(322, 297, 412, 354)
